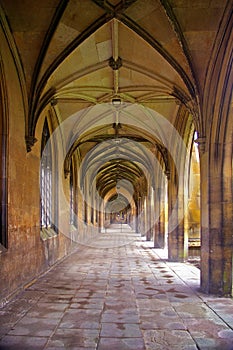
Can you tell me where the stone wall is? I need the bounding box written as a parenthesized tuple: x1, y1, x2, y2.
(0, 27, 77, 305)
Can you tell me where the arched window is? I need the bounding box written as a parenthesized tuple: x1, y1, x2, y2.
(70, 159, 75, 226)
(40, 119, 52, 229)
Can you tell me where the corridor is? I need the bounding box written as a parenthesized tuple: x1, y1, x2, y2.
(0, 226, 233, 350)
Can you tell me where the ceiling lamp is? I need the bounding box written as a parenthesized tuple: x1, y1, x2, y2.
(112, 98, 121, 106)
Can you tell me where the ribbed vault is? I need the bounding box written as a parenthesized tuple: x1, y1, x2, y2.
(1, 0, 230, 153)
(61, 102, 174, 215)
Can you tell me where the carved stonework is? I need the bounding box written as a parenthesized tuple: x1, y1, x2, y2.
(109, 57, 122, 70)
(172, 87, 190, 105)
(195, 137, 206, 155)
(64, 169, 70, 179)
(25, 136, 37, 152)
(50, 98, 57, 107)
(156, 144, 170, 179)
(165, 170, 170, 180)
(173, 88, 200, 125)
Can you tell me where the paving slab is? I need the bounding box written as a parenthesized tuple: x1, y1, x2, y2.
(143, 329, 198, 350)
(98, 337, 145, 350)
(45, 328, 99, 349)
(0, 226, 233, 350)
(0, 335, 48, 349)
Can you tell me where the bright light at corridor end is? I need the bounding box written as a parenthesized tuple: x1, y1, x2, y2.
(40, 103, 188, 248)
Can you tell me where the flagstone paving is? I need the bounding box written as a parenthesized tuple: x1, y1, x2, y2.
(0, 225, 233, 349)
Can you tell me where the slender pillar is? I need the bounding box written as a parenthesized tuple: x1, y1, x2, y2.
(135, 204, 139, 233)
(153, 187, 160, 247)
(146, 193, 152, 241)
(138, 196, 142, 234)
(141, 197, 146, 237)
(158, 184, 166, 248)
(167, 176, 188, 262)
(154, 174, 167, 248)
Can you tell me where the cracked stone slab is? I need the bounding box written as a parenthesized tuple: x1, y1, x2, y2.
(0, 335, 48, 349)
(98, 337, 146, 350)
(45, 328, 99, 349)
(100, 323, 142, 338)
(143, 329, 198, 350)
(59, 309, 101, 329)
(8, 316, 58, 337)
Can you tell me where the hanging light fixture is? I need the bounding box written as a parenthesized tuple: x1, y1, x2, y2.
(112, 97, 121, 106)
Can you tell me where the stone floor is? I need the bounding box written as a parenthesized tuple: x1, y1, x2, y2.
(0, 225, 233, 350)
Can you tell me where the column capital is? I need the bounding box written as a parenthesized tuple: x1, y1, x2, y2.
(194, 137, 206, 155)
(25, 135, 37, 152)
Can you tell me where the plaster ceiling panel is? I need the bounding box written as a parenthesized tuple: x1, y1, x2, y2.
(39, 0, 105, 81)
(174, 7, 224, 31)
(169, 0, 225, 9)
(44, 22, 80, 59)
(124, 0, 192, 80)
(118, 23, 188, 93)
(123, 0, 160, 21)
(96, 40, 112, 61)
(13, 32, 45, 91)
(56, 101, 93, 121)
(118, 67, 175, 95)
(1, 0, 60, 91)
(79, 36, 102, 65)
(108, 0, 122, 6)
(141, 100, 179, 124)
(58, 86, 112, 100)
(43, 23, 112, 91)
(184, 31, 216, 89)
(64, 66, 113, 90)
(79, 141, 97, 159)
(62, 0, 104, 32)
(171, 1, 227, 90)
(121, 90, 151, 99)
(1, 0, 59, 31)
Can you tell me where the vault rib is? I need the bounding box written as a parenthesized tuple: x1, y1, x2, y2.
(112, 19, 119, 95)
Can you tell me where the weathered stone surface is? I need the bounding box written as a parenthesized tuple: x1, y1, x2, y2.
(1, 232, 233, 349)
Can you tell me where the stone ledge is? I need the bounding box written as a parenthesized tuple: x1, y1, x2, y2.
(40, 227, 57, 241)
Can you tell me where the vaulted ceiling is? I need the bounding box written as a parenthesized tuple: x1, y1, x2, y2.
(1, 0, 230, 205)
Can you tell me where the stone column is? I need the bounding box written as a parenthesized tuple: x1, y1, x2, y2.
(98, 209, 102, 233)
(141, 197, 146, 237)
(135, 204, 139, 233)
(200, 139, 233, 296)
(146, 192, 152, 241)
(153, 187, 161, 247)
(98, 200, 104, 233)
(167, 175, 188, 262)
(158, 190, 166, 248)
(138, 196, 142, 234)
(157, 181, 166, 248)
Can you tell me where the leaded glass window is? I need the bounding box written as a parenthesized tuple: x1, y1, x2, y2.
(40, 119, 52, 228)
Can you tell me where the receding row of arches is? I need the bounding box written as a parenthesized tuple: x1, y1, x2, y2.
(38, 103, 201, 263)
